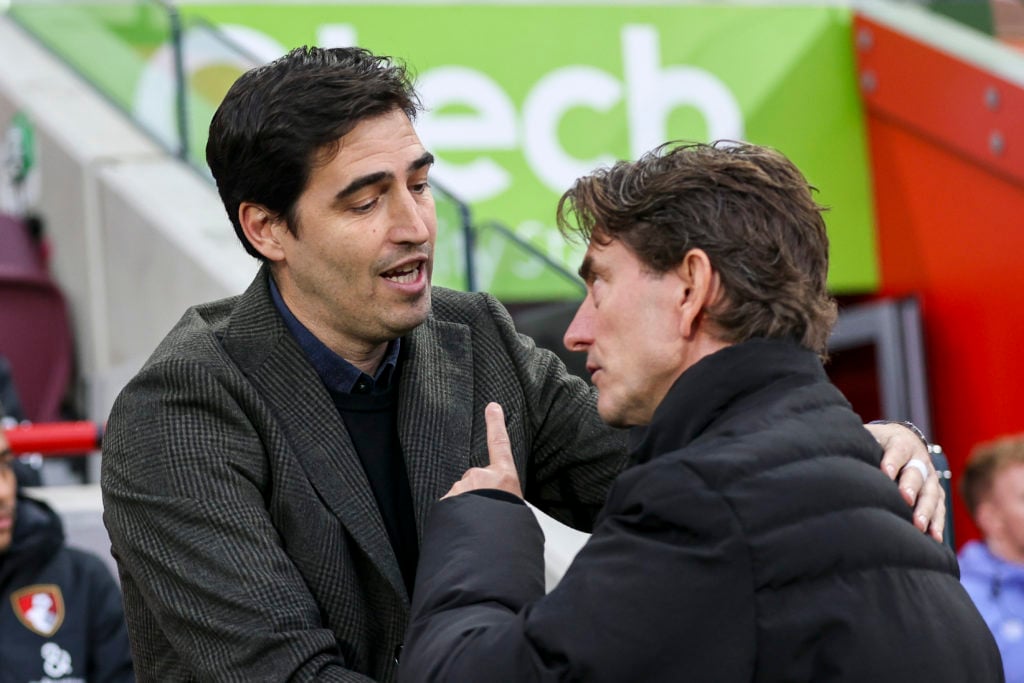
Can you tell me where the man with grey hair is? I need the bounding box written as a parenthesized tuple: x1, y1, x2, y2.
(399, 142, 1001, 682)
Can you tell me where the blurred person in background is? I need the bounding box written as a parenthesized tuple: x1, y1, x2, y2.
(102, 46, 943, 682)
(0, 431, 134, 682)
(0, 355, 45, 490)
(960, 434, 1024, 683)
(398, 142, 1001, 682)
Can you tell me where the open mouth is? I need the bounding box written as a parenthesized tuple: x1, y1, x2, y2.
(381, 263, 422, 284)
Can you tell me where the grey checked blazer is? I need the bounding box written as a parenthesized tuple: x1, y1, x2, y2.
(101, 267, 627, 682)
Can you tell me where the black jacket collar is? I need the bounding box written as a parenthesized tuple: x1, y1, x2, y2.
(632, 339, 825, 464)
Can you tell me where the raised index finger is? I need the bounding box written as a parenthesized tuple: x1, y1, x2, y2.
(485, 402, 516, 473)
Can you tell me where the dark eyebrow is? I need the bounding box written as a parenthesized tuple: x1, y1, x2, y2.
(409, 151, 434, 173)
(336, 171, 391, 201)
(334, 152, 435, 203)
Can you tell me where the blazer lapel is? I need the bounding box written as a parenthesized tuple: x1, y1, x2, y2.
(398, 315, 475, 541)
(221, 268, 406, 601)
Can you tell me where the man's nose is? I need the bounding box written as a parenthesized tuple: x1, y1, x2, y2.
(391, 189, 432, 244)
(563, 297, 593, 352)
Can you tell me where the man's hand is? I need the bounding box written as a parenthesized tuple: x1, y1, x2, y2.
(443, 403, 523, 500)
(865, 421, 945, 542)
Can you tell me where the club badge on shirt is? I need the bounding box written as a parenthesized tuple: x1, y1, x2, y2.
(10, 584, 65, 637)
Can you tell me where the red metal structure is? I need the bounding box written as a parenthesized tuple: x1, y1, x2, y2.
(3, 420, 102, 455)
(853, 9, 1024, 544)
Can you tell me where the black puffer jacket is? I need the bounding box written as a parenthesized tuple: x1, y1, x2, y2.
(0, 494, 134, 683)
(401, 339, 1003, 682)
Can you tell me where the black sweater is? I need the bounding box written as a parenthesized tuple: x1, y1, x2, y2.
(333, 381, 418, 597)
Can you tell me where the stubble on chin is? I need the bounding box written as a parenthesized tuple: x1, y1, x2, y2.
(389, 288, 432, 338)
(597, 398, 627, 429)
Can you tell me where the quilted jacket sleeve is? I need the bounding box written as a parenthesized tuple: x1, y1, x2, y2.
(398, 462, 756, 683)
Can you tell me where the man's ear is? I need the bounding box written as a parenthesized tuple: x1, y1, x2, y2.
(676, 248, 718, 338)
(239, 202, 287, 262)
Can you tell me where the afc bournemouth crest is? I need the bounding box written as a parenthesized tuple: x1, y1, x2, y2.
(10, 584, 65, 637)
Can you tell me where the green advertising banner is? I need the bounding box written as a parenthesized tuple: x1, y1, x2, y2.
(9, 2, 879, 300)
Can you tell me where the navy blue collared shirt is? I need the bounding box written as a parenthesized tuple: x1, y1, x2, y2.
(269, 277, 400, 395)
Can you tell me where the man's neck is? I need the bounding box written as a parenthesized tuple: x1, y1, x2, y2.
(336, 344, 388, 377)
(270, 273, 390, 376)
(298, 319, 389, 377)
(988, 538, 1024, 566)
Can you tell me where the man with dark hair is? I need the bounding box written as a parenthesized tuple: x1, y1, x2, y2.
(205, 46, 423, 262)
(399, 142, 1000, 682)
(102, 46, 626, 682)
(958, 434, 1024, 682)
(102, 46, 943, 682)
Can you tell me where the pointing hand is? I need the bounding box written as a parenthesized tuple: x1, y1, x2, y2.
(442, 403, 523, 500)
